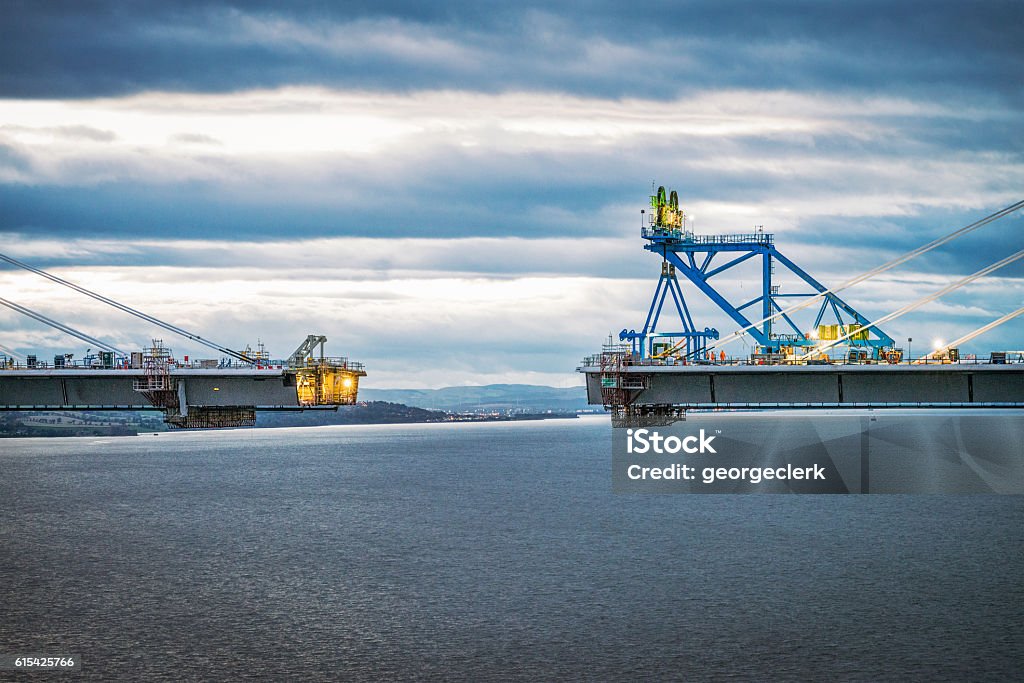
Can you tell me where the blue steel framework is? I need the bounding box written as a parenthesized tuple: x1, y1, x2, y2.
(619, 260, 719, 358)
(624, 188, 894, 359)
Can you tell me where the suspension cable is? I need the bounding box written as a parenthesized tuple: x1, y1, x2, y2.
(0, 296, 125, 355)
(689, 199, 1024, 355)
(0, 342, 25, 360)
(797, 248, 1024, 360)
(0, 252, 252, 364)
(924, 305, 1024, 360)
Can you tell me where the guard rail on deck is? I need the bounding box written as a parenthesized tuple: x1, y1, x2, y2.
(640, 228, 774, 244)
(578, 355, 1023, 370)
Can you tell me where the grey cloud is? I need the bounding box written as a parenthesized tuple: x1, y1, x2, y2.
(0, 143, 32, 172)
(0, 125, 117, 141)
(0, 2, 1020, 300)
(53, 125, 117, 141)
(1, 1, 1021, 102)
(170, 132, 221, 145)
(0, 117, 1019, 274)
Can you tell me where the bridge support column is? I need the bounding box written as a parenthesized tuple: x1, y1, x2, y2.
(177, 380, 188, 418)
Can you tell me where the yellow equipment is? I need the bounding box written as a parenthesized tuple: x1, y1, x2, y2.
(295, 362, 364, 406)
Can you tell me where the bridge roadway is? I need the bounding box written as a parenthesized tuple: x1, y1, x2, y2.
(0, 368, 303, 411)
(581, 363, 1024, 410)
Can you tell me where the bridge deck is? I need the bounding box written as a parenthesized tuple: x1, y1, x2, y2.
(0, 368, 300, 410)
(580, 363, 1024, 409)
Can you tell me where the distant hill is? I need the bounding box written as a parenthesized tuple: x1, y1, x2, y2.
(359, 383, 590, 413)
(256, 401, 447, 428)
(0, 399, 583, 437)
(0, 387, 592, 438)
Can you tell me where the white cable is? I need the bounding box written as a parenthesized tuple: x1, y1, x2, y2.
(681, 199, 1024, 356)
(797, 248, 1024, 360)
(0, 342, 24, 360)
(925, 304, 1024, 359)
(0, 296, 125, 355)
(0, 252, 251, 363)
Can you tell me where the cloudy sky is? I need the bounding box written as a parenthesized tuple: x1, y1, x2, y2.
(1, 1, 1022, 387)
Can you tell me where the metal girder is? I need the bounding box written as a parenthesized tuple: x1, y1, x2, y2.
(644, 236, 894, 355)
(620, 262, 718, 358)
(659, 247, 766, 347)
(770, 250, 893, 347)
(287, 335, 327, 368)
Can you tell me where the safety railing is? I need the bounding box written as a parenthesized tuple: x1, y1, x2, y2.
(640, 228, 773, 245)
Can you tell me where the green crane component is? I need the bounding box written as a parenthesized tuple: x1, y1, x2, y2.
(650, 185, 684, 230)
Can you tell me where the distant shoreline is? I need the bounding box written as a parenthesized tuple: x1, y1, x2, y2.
(0, 402, 590, 438)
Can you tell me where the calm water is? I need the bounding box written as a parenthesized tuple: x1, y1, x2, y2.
(1, 417, 1022, 681)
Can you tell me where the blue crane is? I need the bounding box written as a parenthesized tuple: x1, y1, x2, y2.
(621, 186, 895, 361)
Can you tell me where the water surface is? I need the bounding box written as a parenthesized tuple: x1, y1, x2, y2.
(1, 417, 1021, 680)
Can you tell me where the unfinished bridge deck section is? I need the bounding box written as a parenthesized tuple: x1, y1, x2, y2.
(0, 368, 306, 411)
(580, 363, 1024, 411)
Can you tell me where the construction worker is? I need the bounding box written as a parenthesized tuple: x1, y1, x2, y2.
(720, 349, 726, 363)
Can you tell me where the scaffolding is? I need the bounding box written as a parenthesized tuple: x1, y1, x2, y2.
(165, 407, 256, 429)
(132, 340, 179, 409)
(598, 339, 648, 412)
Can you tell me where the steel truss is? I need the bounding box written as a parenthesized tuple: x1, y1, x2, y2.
(632, 187, 893, 359)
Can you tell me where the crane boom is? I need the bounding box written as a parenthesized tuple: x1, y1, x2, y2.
(287, 335, 327, 368)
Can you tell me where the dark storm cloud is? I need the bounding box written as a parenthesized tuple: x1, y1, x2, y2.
(0, 171, 629, 240)
(1, 1, 1021, 101)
